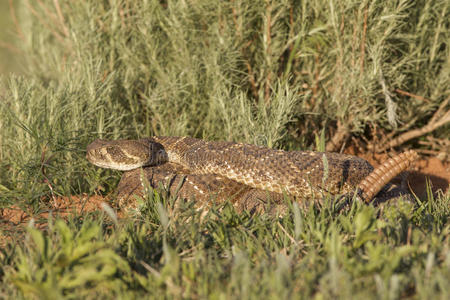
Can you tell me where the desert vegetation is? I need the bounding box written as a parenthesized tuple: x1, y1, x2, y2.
(0, 0, 448, 298)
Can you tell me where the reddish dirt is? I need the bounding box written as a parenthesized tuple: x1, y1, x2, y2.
(1, 152, 448, 244)
(0, 195, 123, 246)
(1, 195, 115, 225)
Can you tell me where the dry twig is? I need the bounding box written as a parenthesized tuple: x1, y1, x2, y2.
(377, 96, 449, 152)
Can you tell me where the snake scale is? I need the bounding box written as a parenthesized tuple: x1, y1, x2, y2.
(87, 136, 418, 213)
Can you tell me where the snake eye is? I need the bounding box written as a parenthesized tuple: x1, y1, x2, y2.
(146, 142, 167, 165)
(156, 149, 168, 164)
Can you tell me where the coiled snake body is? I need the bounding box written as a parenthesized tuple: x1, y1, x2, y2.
(87, 136, 417, 212)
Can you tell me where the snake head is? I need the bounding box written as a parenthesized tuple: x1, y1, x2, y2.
(86, 138, 168, 171)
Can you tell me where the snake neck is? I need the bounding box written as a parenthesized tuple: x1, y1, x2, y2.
(151, 136, 205, 166)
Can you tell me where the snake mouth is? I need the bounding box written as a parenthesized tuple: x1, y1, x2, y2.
(92, 161, 144, 171)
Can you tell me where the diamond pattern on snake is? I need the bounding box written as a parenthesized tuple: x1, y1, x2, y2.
(87, 136, 417, 213)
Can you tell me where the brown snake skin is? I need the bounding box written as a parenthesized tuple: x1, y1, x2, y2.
(115, 163, 287, 214)
(87, 137, 418, 212)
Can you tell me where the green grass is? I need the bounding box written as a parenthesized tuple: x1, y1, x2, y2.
(1, 192, 449, 299)
(0, 0, 449, 298)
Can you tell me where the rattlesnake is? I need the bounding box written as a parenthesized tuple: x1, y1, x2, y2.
(86, 136, 418, 212)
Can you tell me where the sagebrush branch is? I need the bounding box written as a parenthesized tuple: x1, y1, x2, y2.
(378, 97, 449, 152)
